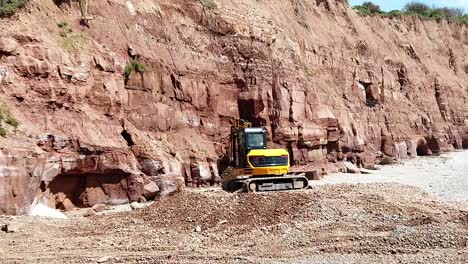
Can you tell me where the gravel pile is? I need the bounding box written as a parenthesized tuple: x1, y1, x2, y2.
(1, 183, 467, 263)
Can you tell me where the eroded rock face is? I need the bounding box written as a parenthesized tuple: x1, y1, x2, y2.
(0, 140, 46, 215)
(34, 137, 175, 210)
(0, 135, 181, 214)
(1, 0, 468, 214)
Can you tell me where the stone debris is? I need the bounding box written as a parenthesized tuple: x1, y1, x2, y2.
(360, 168, 374, 174)
(92, 204, 106, 213)
(218, 220, 228, 225)
(342, 161, 361, 174)
(130, 202, 146, 210)
(1, 223, 20, 233)
(0, 37, 18, 55)
(99, 204, 133, 215)
(143, 182, 159, 200)
(60, 198, 75, 211)
(97, 256, 113, 263)
(83, 209, 96, 217)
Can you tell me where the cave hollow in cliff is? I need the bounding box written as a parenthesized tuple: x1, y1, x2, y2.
(416, 139, 430, 156)
(238, 98, 265, 126)
(415, 136, 442, 156)
(47, 171, 134, 210)
(358, 81, 379, 107)
(462, 138, 468, 149)
(121, 130, 135, 146)
(425, 136, 441, 154)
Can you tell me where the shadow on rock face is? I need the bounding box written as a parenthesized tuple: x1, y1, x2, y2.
(415, 136, 442, 156)
(463, 139, 468, 149)
(416, 139, 430, 156)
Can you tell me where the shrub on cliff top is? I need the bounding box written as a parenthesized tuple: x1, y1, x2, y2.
(403, 1, 430, 15)
(403, 3, 467, 24)
(430, 7, 465, 18)
(354, 1, 467, 25)
(353, 2, 382, 15)
(388, 10, 404, 16)
(0, 0, 28, 17)
(353, 5, 370, 14)
(362, 2, 381, 13)
(459, 14, 468, 24)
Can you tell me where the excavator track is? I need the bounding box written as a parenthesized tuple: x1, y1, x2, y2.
(223, 174, 310, 193)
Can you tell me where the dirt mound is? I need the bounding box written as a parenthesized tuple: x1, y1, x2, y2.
(125, 190, 319, 230)
(98, 183, 468, 233)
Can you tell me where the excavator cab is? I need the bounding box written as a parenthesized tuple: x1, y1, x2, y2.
(230, 125, 289, 176)
(222, 119, 309, 192)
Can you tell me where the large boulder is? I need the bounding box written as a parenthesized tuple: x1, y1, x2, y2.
(54, 192, 75, 211)
(139, 159, 164, 176)
(79, 187, 107, 207)
(190, 160, 212, 186)
(126, 174, 145, 202)
(342, 161, 361, 174)
(153, 174, 185, 196)
(209, 162, 221, 184)
(143, 182, 159, 200)
(0, 37, 19, 55)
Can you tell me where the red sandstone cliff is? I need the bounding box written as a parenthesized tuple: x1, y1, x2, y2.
(1, 0, 467, 215)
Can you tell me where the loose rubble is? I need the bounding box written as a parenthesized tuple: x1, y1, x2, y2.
(1, 183, 467, 263)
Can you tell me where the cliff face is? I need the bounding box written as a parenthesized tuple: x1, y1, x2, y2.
(1, 0, 467, 214)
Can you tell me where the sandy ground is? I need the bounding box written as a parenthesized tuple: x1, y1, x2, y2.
(311, 151, 468, 203)
(1, 152, 468, 264)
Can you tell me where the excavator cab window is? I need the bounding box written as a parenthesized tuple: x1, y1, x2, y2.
(230, 124, 267, 168)
(245, 131, 267, 150)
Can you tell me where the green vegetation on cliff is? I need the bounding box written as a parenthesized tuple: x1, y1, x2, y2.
(0, 100, 19, 136)
(353, 2, 381, 14)
(124, 60, 146, 79)
(0, 0, 28, 17)
(353, 1, 467, 24)
(57, 20, 83, 51)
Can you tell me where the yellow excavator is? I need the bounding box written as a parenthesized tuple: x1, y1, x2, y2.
(222, 119, 310, 192)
